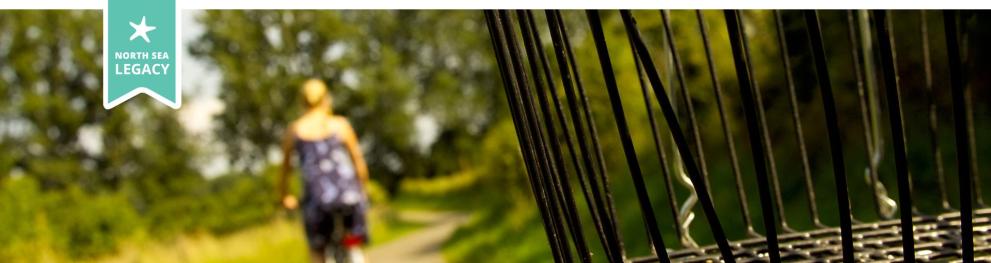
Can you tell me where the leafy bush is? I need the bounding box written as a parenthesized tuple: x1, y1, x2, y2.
(0, 177, 49, 261)
(201, 172, 278, 234)
(0, 177, 143, 260)
(46, 189, 142, 258)
(0, 169, 294, 261)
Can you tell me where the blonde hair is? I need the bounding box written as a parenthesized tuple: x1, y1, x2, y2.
(301, 78, 330, 108)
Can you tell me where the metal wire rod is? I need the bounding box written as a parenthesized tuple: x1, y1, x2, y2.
(528, 10, 619, 261)
(969, 104, 986, 209)
(660, 11, 710, 244)
(586, 10, 671, 260)
(629, 31, 688, 248)
(622, 10, 736, 262)
(517, 10, 593, 262)
(544, 10, 626, 262)
(734, 12, 793, 234)
(659, 10, 711, 199)
(724, 10, 781, 262)
(500, 11, 580, 262)
(956, 14, 985, 209)
(969, 89, 985, 209)
(872, 10, 917, 262)
(553, 12, 627, 247)
(857, 10, 896, 221)
(698, 10, 758, 237)
(484, 11, 570, 262)
(848, 10, 895, 220)
(944, 9, 975, 263)
(803, 10, 854, 262)
(774, 10, 824, 229)
(586, 11, 672, 260)
(919, 10, 952, 211)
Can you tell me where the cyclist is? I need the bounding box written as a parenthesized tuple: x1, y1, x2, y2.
(279, 79, 370, 263)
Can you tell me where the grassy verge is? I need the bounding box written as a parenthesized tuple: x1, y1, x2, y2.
(393, 170, 553, 263)
(88, 206, 427, 263)
(442, 203, 551, 263)
(89, 218, 308, 263)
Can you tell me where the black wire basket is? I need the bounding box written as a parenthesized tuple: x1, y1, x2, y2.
(485, 10, 986, 262)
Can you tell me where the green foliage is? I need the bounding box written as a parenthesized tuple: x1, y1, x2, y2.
(0, 10, 103, 187)
(0, 177, 140, 259)
(444, 207, 551, 263)
(0, 177, 49, 260)
(199, 171, 278, 234)
(0, 10, 267, 261)
(47, 188, 142, 258)
(0, 171, 285, 261)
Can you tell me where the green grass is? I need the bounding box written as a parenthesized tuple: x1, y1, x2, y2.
(390, 170, 553, 263)
(17, 168, 544, 263)
(88, 206, 428, 263)
(442, 203, 551, 263)
(91, 218, 308, 263)
(368, 208, 430, 246)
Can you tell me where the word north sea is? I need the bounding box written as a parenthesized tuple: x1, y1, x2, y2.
(113, 51, 171, 75)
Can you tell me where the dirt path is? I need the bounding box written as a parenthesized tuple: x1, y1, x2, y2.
(366, 211, 469, 263)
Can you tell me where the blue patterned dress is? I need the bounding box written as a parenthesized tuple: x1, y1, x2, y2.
(295, 134, 369, 249)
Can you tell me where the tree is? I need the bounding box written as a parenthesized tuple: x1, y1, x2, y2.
(0, 10, 200, 191)
(0, 10, 206, 258)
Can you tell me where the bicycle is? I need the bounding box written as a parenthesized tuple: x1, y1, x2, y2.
(325, 206, 365, 263)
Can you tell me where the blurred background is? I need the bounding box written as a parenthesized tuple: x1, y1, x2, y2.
(0, 10, 988, 262)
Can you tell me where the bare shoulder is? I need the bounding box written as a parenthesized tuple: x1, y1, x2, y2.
(330, 116, 355, 137)
(330, 115, 349, 123)
(328, 116, 349, 127)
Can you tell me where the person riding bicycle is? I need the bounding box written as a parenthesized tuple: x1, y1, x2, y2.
(279, 79, 371, 263)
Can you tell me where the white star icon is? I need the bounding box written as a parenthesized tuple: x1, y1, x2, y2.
(129, 16, 156, 43)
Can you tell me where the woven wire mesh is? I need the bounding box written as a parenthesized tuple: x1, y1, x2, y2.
(658, 209, 991, 262)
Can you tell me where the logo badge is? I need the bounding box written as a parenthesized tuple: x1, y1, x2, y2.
(104, 0, 180, 109)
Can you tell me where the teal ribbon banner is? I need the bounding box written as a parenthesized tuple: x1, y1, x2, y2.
(104, 0, 180, 109)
